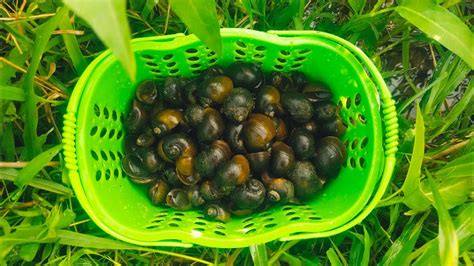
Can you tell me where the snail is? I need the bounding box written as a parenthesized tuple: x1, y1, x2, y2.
(313, 136, 347, 179)
(136, 127, 156, 147)
(290, 71, 308, 91)
(289, 161, 323, 200)
(288, 128, 316, 160)
(319, 117, 347, 138)
(313, 100, 336, 123)
(281, 91, 314, 123)
(200, 179, 225, 201)
(246, 151, 271, 175)
(268, 71, 293, 92)
(194, 140, 232, 178)
(136, 80, 159, 105)
(166, 188, 192, 210)
(151, 109, 185, 137)
(125, 100, 148, 134)
(267, 178, 295, 204)
(302, 82, 332, 103)
(205, 203, 231, 222)
(162, 77, 188, 105)
(273, 117, 288, 141)
(270, 141, 296, 177)
(242, 113, 276, 152)
(122, 153, 154, 184)
(231, 179, 266, 210)
(222, 87, 255, 123)
(224, 122, 246, 154)
(226, 62, 263, 89)
(215, 155, 250, 193)
(198, 76, 233, 107)
(136, 148, 165, 174)
(196, 107, 225, 144)
(157, 133, 197, 162)
(148, 179, 170, 205)
(175, 156, 200, 185)
(184, 104, 205, 127)
(256, 85, 284, 117)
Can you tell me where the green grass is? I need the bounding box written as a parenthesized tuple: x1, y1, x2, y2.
(1, 0, 473, 264)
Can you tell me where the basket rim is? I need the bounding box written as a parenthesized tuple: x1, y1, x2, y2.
(62, 28, 399, 248)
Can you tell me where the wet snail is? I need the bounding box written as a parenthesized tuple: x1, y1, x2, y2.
(123, 66, 348, 222)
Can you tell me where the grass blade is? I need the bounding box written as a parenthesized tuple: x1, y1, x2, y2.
(0, 168, 72, 195)
(326, 248, 343, 266)
(249, 244, 268, 266)
(14, 144, 63, 187)
(380, 212, 428, 265)
(396, 0, 474, 68)
(401, 103, 431, 211)
(169, 0, 222, 55)
(62, 0, 136, 80)
(0, 85, 25, 101)
(425, 169, 459, 266)
(22, 7, 68, 160)
(59, 11, 88, 74)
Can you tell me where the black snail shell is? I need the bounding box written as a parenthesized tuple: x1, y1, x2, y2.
(246, 151, 271, 175)
(136, 127, 155, 147)
(231, 179, 266, 210)
(313, 136, 348, 179)
(319, 117, 347, 138)
(200, 179, 225, 201)
(181, 79, 199, 104)
(215, 155, 250, 193)
(198, 76, 234, 107)
(224, 122, 246, 154)
(125, 100, 148, 134)
(164, 167, 182, 187)
(196, 107, 225, 144)
(256, 85, 283, 117)
(313, 100, 337, 123)
(122, 154, 154, 184)
(289, 161, 323, 200)
(157, 133, 197, 162)
(270, 141, 296, 177)
(291, 71, 308, 91)
(288, 128, 316, 160)
(187, 185, 205, 207)
(175, 156, 200, 185)
(303, 82, 332, 103)
(281, 91, 314, 123)
(267, 178, 295, 204)
(162, 77, 188, 105)
(226, 62, 263, 89)
(184, 104, 204, 127)
(136, 80, 159, 105)
(268, 71, 293, 92)
(137, 148, 165, 174)
(151, 109, 185, 137)
(222, 87, 255, 123)
(302, 120, 318, 135)
(242, 113, 276, 152)
(148, 179, 170, 205)
(194, 140, 232, 178)
(166, 188, 192, 211)
(124, 134, 139, 155)
(205, 203, 231, 222)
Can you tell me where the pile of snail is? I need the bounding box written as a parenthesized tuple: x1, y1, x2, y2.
(122, 62, 348, 222)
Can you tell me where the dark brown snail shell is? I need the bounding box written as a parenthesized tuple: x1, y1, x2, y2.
(302, 82, 332, 103)
(231, 179, 266, 210)
(205, 203, 231, 222)
(157, 133, 197, 162)
(148, 179, 170, 205)
(162, 77, 188, 105)
(242, 113, 276, 152)
(319, 117, 347, 138)
(198, 76, 234, 107)
(267, 178, 295, 204)
(164, 167, 182, 187)
(124, 134, 139, 154)
(137, 148, 165, 174)
(166, 188, 192, 210)
(200, 179, 225, 201)
(201, 66, 225, 80)
(270, 141, 296, 177)
(136, 80, 159, 105)
(187, 185, 205, 207)
(273, 117, 288, 141)
(224, 122, 246, 154)
(291, 71, 308, 91)
(246, 151, 270, 175)
(268, 71, 293, 92)
(281, 92, 314, 123)
(256, 85, 283, 117)
(289, 161, 323, 200)
(136, 128, 156, 147)
(288, 128, 316, 160)
(313, 100, 336, 123)
(151, 109, 185, 137)
(184, 104, 204, 127)
(175, 156, 200, 185)
(194, 140, 232, 178)
(196, 107, 225, 144)
(215, 155, 250, 193)
(313, 136, 347, 179)
(226, 62, 263, 89)
(181, 79, 199, 104)
(222, 87, 255, 123)
(122, 154, 154, 184)
(125, 100, 148, 134)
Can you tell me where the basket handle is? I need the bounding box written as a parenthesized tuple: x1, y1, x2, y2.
(268, 30, 399, 157)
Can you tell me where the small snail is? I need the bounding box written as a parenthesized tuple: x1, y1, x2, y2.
(200, 179, 225, 201)
(194, 140, 231, 178)
(319, 117, 347, 138)
(125, 100, 148, 134)
(313, 136, 347, 179)
(270, 141, 296, 177)
(267, 178, 295, 204)
(290, 71, 308, 91)
(302, 82, 332, 103)
(162, 77, 188, 105)
(226, 62, 263, 89)
(256, 85, 283, 117)
(175, 156, 200, 185)
(289, 161, 323, 200)
(151, 109, 185, 137)
(184, 104, 205, 127)
(222, 87, 255, 123)
(268, 71, 293, 92)
(273, 117, 288, 141)
(198, 76, 233, 106)
(224, 122, 246, 154)
(122, 154, 154, 184)
(246, 151, 271, 175)
(288, 128, 316, 160)
(136, 127, 156, 147)
(166, 188, 192, 210)
(136, 80, 159, 105)
(231, 179, 266, 210)
(215, 155, 250, 193)
(136, 148, 165, 174)
(205, 203, 231, 222)
(313, 101, 336, 123)
(281, 91, 314, 123)
(196, 107, 225, 144)
(148, 179, 170, 205)
(243, 113, 276, 152)
(157, 133, 197, 162)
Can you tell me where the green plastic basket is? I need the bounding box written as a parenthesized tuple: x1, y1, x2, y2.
(63, 29, 398, 248)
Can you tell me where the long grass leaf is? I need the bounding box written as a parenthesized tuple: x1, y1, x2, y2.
(401, 103, 431, 211)
(249, 244, 268, 266)
(0, 169, 72, 195)
(62, 0, 136, 80)
(21, 7, 68, 160)
(14, 144, 62, 187)
(59, 11, 87, 74)
(0, 85, 25, 101)
(426, 169, 459, 266)
(169, 0, 222, 55)
(396, 0, 474, 68)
